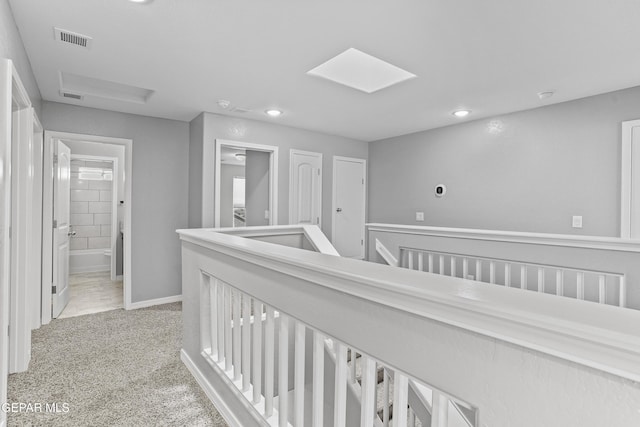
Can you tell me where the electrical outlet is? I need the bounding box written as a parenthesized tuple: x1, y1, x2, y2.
(572, 215, 583, 228)
(416, 212, 424, 221)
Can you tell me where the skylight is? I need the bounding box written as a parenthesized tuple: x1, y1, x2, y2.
(307, 48, 416, 94)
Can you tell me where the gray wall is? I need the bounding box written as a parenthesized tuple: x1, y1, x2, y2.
(220, 164, 244, 228)
(245, 150, 270, 226)
(42, 101, 190, 303)
(188, 113, 204, 228)
(0, 0, 41, 115)
(191, 113, 369, 238)
(369, 86, 640, 237)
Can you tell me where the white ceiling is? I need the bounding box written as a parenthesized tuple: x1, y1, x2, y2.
(9, 0, 640, 142)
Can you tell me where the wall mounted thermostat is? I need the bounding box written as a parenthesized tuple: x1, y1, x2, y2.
(435, 184, 447, 197)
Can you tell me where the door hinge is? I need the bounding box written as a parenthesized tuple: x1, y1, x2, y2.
(52, 285, 57, 294)
(53, 219, 57, 228)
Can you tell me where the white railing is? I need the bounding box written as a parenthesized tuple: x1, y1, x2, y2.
(368, 223, 640, 310)
(178, 225, 640, 427)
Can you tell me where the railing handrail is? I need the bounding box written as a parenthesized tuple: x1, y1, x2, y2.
(367, 223, 640, 253)
(178, 227, 640, 384)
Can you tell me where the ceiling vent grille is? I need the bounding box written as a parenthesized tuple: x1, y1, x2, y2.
(54, 27, 93, 49)
(60, 91, 84, 101)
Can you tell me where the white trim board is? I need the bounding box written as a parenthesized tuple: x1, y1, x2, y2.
(42, 131, 133, 321)
(621, 119, 640, 239)
(128, 294, 182, 310)
(211, 139, 279, 228)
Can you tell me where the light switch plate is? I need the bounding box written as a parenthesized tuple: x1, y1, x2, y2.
(416, 211, 424, 221)
(572, 215, 583, 228)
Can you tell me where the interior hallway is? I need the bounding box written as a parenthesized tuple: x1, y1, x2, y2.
(58, 272, 123, 319)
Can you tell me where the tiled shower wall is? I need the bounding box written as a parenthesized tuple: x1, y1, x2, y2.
(70, 160, 113, 251)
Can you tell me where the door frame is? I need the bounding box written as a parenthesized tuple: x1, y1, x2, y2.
(42, 131, 133, 324)
(621, 119, 640, 239)
(289, 149, 323, 227)
(212, 139, 279, 228)
(69, 154, 119, 280)
(331, 156, 367, 259)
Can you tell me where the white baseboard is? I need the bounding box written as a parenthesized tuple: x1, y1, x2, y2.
(180, 349, 242, 427)
(69, 265, 110, 274)
(127, 294, 182, 310)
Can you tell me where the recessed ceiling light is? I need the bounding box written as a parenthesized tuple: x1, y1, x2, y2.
(235, 153, 246, 161)
(537, 91, 554, 100)
(452, 110, 471, 118)
(128, 0, 153, 3)
(265, 109, 283, 117)
(307, 48, 416, 94)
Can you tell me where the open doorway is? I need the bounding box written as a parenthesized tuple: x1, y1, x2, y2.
(42, 131, 132, 324)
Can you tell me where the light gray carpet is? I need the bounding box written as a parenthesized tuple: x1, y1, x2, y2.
(7, 303, 228, 427)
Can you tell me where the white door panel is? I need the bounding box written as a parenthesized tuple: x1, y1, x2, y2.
(632, 128, 640, 238)
(332, 157, 366, 259)
(52, 140, 71, 318)
(290, 150, 322, 226)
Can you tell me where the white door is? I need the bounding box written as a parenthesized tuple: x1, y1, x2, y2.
(289, 150, 322, 226)
(621, 120, 640, 238)
(332, 156, 366, 258)
(52, 140, 71, 318)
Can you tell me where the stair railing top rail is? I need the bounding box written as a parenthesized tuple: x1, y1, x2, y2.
(178, 227, 640, 384)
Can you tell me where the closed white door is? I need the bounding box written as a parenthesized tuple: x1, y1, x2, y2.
(52, 140, 71, 318)
(632, 127, 640, 238)
(332, 157, 366, 258)
(289, 150, 322, 226)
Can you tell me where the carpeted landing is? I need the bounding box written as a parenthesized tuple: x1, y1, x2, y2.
(7, 303, 228, 426)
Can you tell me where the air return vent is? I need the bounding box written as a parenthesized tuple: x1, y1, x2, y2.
(54, 27, 93, 49)
(59, 91, 84, 101)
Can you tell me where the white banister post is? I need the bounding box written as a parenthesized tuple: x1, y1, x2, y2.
(278, 314, 290, 427)
(619, 276, 627, 308)
(428, 254, 434, 273)
(476, 259, 482, 282)
(209, 277, 217, 358)
(216, 281, 225, 363)
(418, 252, 424, 271)
(598, 275, 606, 304)
(431, 390, 449, 427)
(393, 373, 409, 427)
(224, 285, 232, 372)
(360, 356, 376, 427)
(504, 263, 511, 287)
(520, 265, 527, 289)
(312, 332, 325, 427)
(294, 322, 306, 426)
(489, 261, 496, 284)
(556, 270, 564, 297)
(252, 302, 263, 404)
(241, 295, 251, 391)
(233, 290, 242, 381)
(264, 306, 275, 417)
(577, 272, 585, 300)
(333, 342, 347, 427)
(450, 256, 457, 277)
(537, 267, 545, 293)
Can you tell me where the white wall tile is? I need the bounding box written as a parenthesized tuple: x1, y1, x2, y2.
(70, 213, 93, 226)
(70, 178, 89, 190)
(93, 213, 112, 225)
(70, 238, 87, 250)
(101, 224, 111, 237)
(71, 189, 100, 202)
(100, 190, 112, 202)
(88, 201, 111, 214)
(74, 225, 101, 238)
(88, 180, 112, 190)
(71, 202, 88, 214)
(87, 236, 110, 249)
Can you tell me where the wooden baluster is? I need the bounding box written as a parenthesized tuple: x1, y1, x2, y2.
(462, 258, 469, 279)
(233, 291, 242, 381)
(217, 280, 225, 363)
(520, 265, 527, 289)
(432, 391, 449, 427)
(294, 322, 305, 426)
(224, 285, 232, 372)
(334, 342, 347, 427)
(407, 251, 414, 270)
(476, 259, 482, 282)
(360, 356, 376, 427)
(278, 314, 289, 427)
(537, 267, 545, 293)
(450, 256, 457, 277)
(393, 372, 409, 427)
(252, 302, 263, 405)
(489, 261, 496, 284)
(312, 332, 325, 427)
(577, 272, 585, 300)
(264, 306, 275, 417)
(417, 252, 424, 271)
(556, 270, 564, 297)
(598, 275, 606, 304)
(241, 294, 251, 391)
(504, 264, 511, 287)
(382, 370, 390, 427)
(428, 254, 434, 273)
(439, 255, 445, 275)
(619, 276, 627, 308)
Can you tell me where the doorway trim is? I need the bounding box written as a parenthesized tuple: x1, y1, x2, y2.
(211, 139, 279, 228)
(69, 154, 119, 280)
(332, 156, 367, 259)
(621, 119, 640, 238)
(42, 131, 133, 324)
